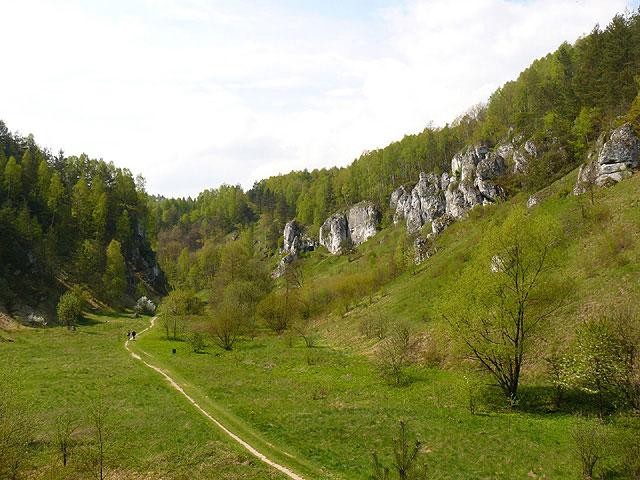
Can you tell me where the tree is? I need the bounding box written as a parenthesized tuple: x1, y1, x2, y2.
(376, 323, 417, 386)
(159, 288, 204, 339)
(3, 156, 21, 201)
(102, 240, 127, 303)
(445, 208, 565, 401)
(88, 397, 108, 480)
(573, 419, 607, 480)
(57, 290, 83, 328)
(370, 421, 428, 480)
(256, 293, 289, 334)
(71, 177, 93, 239)
(47, 172, 65, 227)
(0, 379, 34, 479)
(54, 412, 78, 467)
(560, 310, 640, 415)
(210, 300, 246, 351)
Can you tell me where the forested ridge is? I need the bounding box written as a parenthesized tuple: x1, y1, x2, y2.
(2, 10, 640, 320)
(151, 10, 640, 290)
(0, 124, 165, 320)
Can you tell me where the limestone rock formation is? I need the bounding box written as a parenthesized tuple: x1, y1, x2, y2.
(347, 201, 381, 246)
(319, 213, 350, 255)
(496, 138, 537, 174)
(392, 173, 445, 234)
(574, 123, 640, 194)
(389, 143, 510, 237)
(283, 220, 316, 256)
(319, 202, 381, 255)
(274, 220, 317, 277)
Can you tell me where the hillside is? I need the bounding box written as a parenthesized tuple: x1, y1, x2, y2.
(2, 7, 640, 480)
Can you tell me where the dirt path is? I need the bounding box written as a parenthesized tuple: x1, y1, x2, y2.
(125, 317, 306, 480)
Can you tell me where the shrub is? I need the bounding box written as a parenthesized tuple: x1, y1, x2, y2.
(187, 331, 206, 353)
(572, 419, 607, 480)
(376, 323, 417, 386)
(134, 296, 156, 315)
(56, 291, 83, 328)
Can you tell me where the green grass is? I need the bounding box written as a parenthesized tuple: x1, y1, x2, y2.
(0, 312, 285, 479)
(3, 172, 639, 479)
(136, 172, 640, 479)
(137, 322, 638, 479)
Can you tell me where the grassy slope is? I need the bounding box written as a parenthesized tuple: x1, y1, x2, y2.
(137, 173, 640, 478)
(0, 312, 285, 480)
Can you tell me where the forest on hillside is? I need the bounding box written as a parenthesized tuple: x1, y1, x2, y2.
(0, 124, 164, 318)
(150, 10, 640, 291)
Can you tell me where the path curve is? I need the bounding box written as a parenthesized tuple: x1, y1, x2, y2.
(125, 317, 305, 480)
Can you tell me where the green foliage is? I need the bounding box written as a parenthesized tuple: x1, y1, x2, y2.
(443, 207, 567, 400)
(56, 290, 84, 327)
(0, 121, 159, 307)
(103, 240, 127, 303)
(370, 421, 428, 480)
(559, 310, 640, 414)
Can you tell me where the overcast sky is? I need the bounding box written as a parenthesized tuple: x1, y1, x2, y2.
(1, 0, 637, 197)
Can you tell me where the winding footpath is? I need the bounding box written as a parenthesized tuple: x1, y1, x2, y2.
(124, 317, 305, 480)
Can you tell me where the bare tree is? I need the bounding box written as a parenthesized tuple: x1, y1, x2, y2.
(376, 324, 417, 386)
(88, 397, 108, 480)
(54, 412, 78, 467)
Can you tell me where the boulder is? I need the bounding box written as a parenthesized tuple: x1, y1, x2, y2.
(319, 213, 350, 255)
(282, 220, 316, 256)
(414, 236, 434, 265)
(347, 201, 381, 246)
(574, 123, 640, 194)
(431, 214, 455, 235)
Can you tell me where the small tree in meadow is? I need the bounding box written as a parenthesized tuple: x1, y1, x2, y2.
(444, 208, 566, 401)
(370, 421, 428, 480)
(376, 323, 417, 386)
(57, 290, 83, 328)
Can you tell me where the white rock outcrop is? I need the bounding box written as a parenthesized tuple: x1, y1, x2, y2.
(574, 123, 640, 194)
(319, 201, 381, 255)
(392, 144, 508, 236)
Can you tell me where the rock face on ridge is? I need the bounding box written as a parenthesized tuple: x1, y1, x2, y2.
(347, 201, 381, 246)
(574, 123, 640, 194)
(319, 213, 350, 255)
(283, 220, 316, 256)
(392, 144, 508, 235)
(319, 201, 381, 255)
(273, 220, 317, 277)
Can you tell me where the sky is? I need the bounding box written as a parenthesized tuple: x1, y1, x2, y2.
(1, 0, 638, 197)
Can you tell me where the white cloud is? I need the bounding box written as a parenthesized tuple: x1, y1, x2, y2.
(0, 0, 634, 197)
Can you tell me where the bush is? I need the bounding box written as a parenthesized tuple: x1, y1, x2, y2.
(376, 323, 417, 386)
(134, 296, 156, 315)
(187, 331, 206, 353)
(572, 419, 608, 480)
(56, 291, 83, 328)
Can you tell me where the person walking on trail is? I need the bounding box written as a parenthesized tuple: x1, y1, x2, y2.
(132, 330, 137, 341)
(127, 330, 131, 340)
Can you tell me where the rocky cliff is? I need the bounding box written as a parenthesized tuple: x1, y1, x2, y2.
(319, 201, 381, 255)
(574, 123, 640, 194)
(273, 220, 317, 277)
(391, 143, 511, 235)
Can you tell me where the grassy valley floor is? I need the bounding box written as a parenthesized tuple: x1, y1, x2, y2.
(0, 312, 285, 480)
